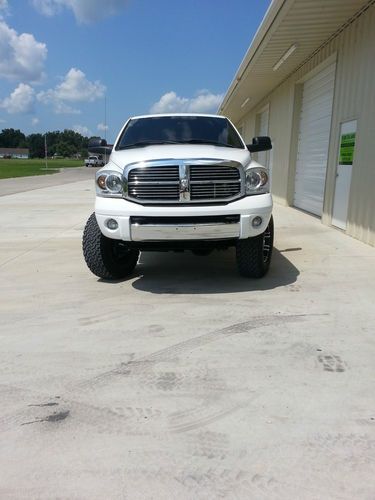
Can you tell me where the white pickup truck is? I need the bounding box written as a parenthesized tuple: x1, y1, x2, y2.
(82, 113, 273, 280)
(85, 155, 105, 167)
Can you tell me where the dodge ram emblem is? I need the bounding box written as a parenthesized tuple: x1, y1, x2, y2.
(180, 178, 189, 192)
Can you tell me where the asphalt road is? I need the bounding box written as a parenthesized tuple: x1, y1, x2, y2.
(0, 172, 374, 499)
(0, 166, 99, 197)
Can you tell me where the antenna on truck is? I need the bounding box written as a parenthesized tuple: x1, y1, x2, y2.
(104, 96, 107, 164)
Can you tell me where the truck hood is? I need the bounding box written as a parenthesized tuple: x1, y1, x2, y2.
(107, 144, 251, 172)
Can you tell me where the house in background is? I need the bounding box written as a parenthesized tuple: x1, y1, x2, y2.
(220, 0, 375, 246)
(0, 148, 29, 159)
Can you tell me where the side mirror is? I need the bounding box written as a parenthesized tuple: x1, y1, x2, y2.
(246, 136, 272, 153)
(88, 137, 112, 155)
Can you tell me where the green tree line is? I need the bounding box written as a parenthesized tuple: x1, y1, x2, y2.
(0, 128, 99, 158)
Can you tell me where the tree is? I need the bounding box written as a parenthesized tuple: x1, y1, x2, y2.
(55, 140, 75, 157)
(27, 133, 45, 158)
(0, 127, 92, 157)
(0, 128, 26, 148)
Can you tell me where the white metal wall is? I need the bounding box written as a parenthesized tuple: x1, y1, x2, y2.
(294, 63, 336, 216)
(257, 108, 269, 168)
(238, 4, 375, 245)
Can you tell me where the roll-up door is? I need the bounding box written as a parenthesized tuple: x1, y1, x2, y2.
(294, 63, 336, 216)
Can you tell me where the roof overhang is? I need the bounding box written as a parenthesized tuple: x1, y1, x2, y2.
(219, 0, 372, 123)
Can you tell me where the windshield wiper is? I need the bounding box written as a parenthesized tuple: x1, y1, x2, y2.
(182, 139, 237, 148)
(117, 140, 180, 150)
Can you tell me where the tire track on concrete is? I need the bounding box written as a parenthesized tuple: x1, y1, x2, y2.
(169, 399, 251, 433)
(71, 314, 324, 435)
(0, 314, 327, 436)
(77, 313, 319, 391)
(0, 389, 161, 435)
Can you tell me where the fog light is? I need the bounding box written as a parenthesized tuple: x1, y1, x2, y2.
(106, 218, 118, 230)
(252, 216, 263, 228)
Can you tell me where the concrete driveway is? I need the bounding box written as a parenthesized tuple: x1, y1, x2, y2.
(0, 172, 374, 499)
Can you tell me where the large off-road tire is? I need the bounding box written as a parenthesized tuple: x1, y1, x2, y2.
(236, 216, 274, 278)
(82, 213, 139, 280)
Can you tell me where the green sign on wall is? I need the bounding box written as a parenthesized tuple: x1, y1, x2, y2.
(339, 132, 356, 165)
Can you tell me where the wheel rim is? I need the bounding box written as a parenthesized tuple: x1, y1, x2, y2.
(262, 225, 272, 263)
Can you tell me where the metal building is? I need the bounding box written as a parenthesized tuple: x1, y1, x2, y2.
(0, 148, 29, 159)
(219, 0, 375, 246)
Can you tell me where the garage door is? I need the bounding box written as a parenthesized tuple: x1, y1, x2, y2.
(294, 63, 336, 216)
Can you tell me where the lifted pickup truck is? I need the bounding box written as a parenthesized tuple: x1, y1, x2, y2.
(85, 155, 105, 167)
(83, 113, 273, 279)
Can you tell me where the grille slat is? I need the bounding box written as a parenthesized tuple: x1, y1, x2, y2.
(132, 172, 179, 176)
(130, 191, 178, 194)
(131, 173, 179, 177)
(191, 187, 240, 192)
(191, 188, 240, 192)
(190, 173, 239, 177)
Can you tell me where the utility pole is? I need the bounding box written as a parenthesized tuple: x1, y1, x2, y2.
(43, 133, 48, 170)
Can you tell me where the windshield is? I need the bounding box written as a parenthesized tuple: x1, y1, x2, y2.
(116, 116, 245, 150)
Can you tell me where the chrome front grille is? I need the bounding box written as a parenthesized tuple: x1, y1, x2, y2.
(189, 165, 241, 200)
(125, 159, 243, 204)
(127, 166, 180, 201)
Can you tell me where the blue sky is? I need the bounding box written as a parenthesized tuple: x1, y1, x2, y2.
(0, 0, 271, 141)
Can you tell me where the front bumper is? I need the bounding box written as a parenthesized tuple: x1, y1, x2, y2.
(95, 194, 273, 241)
(130, 219, 240, 241)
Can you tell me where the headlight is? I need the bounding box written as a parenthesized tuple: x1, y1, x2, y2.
(106, 174, 122, 193)
(96, 171, 123, 197)
(245, 167, 269, 195)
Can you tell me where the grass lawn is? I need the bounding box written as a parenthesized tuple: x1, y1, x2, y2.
(0, 159, 83, 179)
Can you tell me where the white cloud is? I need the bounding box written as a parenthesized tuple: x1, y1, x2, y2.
(37, 67, 104, 114)
(38, 67, 104, 103)
(0, 0, 8, 13)
(73, 124, 91, 136)
(31, 117, 39, 126)
(53, 101, 81, 114)
(0, 0, 9, 17)
(1, 83, 35, 114)
(0, 21, 47, 82)
(32, 0, 129, 23)
(150, 90, 224, 115)
(32, 0, 63, 16)
(97, 122, 108, 131)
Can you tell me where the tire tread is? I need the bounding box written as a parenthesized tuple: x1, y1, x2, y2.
(236, 216, 274, 279)
(82, 213, 139, 280)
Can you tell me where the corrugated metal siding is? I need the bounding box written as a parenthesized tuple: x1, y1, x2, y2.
(242, 82, 294, 206)
(221, 0, 370, 123)
(239, 4, 375, 245)
(326, 6, 375, 245)
(256, 107, 269, 167)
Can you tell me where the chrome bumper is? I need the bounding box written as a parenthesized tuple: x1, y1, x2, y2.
(130, 222, 240, 241)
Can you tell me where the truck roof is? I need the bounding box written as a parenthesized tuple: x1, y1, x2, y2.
(130, 113, 227, 120)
